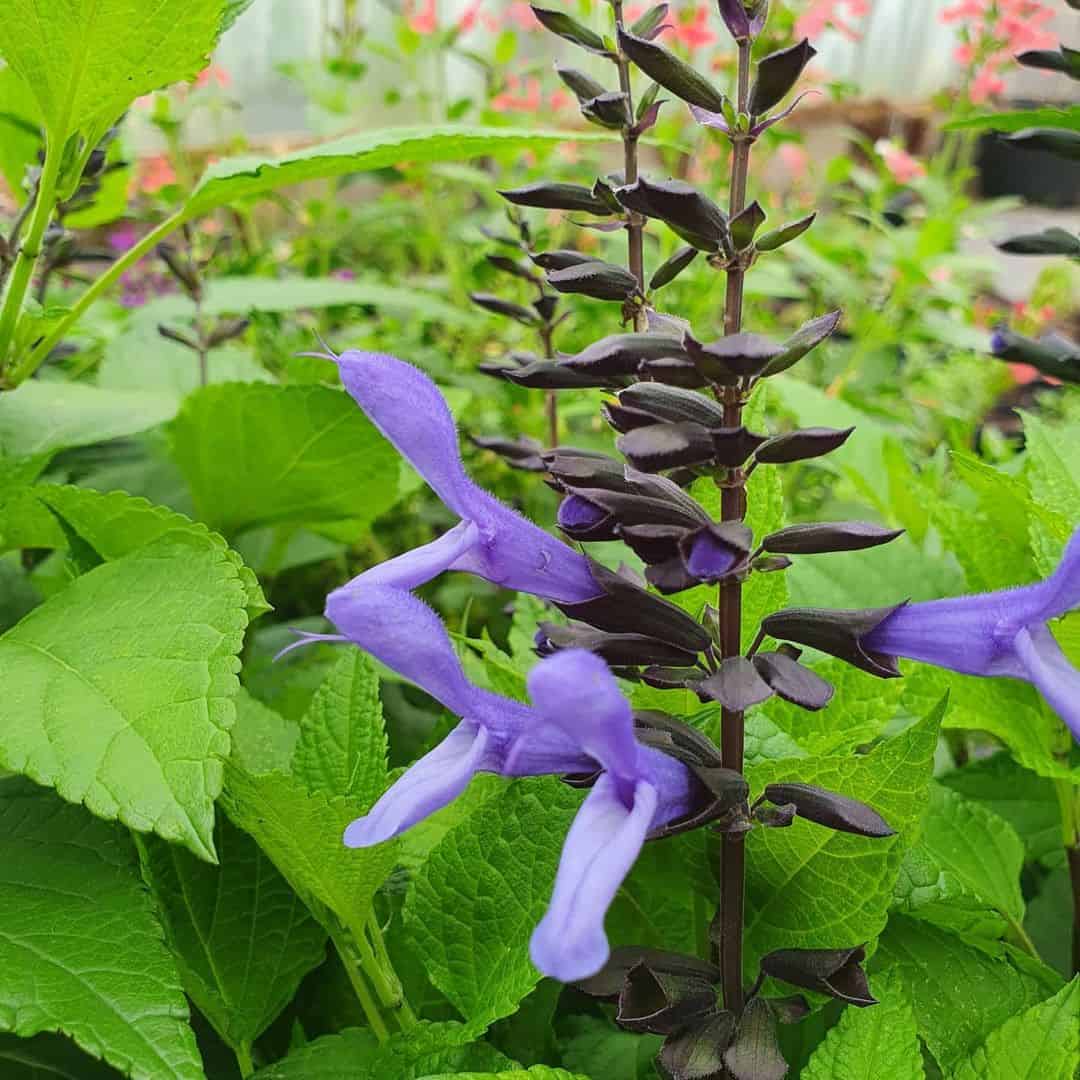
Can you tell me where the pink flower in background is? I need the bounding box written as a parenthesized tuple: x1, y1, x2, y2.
(195, 64, 231, 89)
(796, 0, 868, 42)
(505, 2, 541, 30)
(778, 143, 810, 182)
(107, 222, 139, 253)
(876, 140, 926, 185)
(457, 0, 483, 31)
(333, 269, 358, 282)
(409, 0, 438, 34)
(671, 6, 717, 51)
(550, 88, 573, 112)
(492, 76, 542, 113)
(135, 155, 177, 194)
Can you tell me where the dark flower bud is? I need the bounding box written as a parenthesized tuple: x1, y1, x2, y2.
(617, 28, 727, 113)
(603, 401, 663, 434)
(535, 620, 700, 668)
(503, 358, 622, 389)
(996, 227, 1080, 258)
(763, 782, 894, 837)
(658, 1010, 735, 1080)
(530, 249, 596, 271)
(760, 945, 877, 1007)
(557, 493, 618, 540)
(730, 201, 767, 250)
(592, 176, 626, 214)
(631, 3, 670, 39)
(755, 426, 854, 464)
(650, 244, 700, 289)
(156, 243, 201, 300)
(1002, 127, 1080, 162)
(533, 294, 560, 322)
(617, 963, 718, 1034)
(751, 650, 834, 710)
(685, 331, 785, 380)
(619, 523, 693, 566)
(562, 332, 689, 376)
(499, 181, 613, 215)
(469, 434, 546, 472)
(555, 63, 608, 103)
(761, 604, 905, 678)
(761, 521, 903, 555)
(469, 292, 540, 325)
(640, 356, 710, 388)
(698, 656, 774, 711)
(641, 665, 703, 691)
(990, 326, 1080, 383)
(582, 91, 632, 129)
(616, 176, 730, 253)
(749, 39, 817, 117)
(723, 997, 787, 1080)
(618, 382, 730, 429)
(157, 323, 199, 351)
(618, 422, 718, 471)
(717, 0, 769, 42)
(753, 555, 792, 573)
(206, 317, 251, 348)
(486, 253, 541, 283)
(530, 6, 611, 54)
(1016, 45, 1080, 79)
(548, 260, 641, 301)
(761, 310, 843, 376)
(680, 522, 753, 584)
(576, 946, 720, 998)
(755, 212, 817, 252)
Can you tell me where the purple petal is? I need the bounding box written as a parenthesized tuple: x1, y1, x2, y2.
(558, 494, 607, 531)
(689, 104, 730, 133)
(1028, 526, 1080, 621)
(344, 722, 490, 845)
(716, 0, 752, 38)
(1012, 624, 1080, 741)
(530, 774, 658, 981)
(356, 520, 479, 590)
(527, 650, 640, 798)
(684, 531, 740, 582)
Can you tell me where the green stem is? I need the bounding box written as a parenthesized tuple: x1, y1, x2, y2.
(328, 923, 391, 1042)
(234, 1042, 255, 1078)
(10, 208, 188, 386)
(365, 909, 418, 1028)
(1005, 913, 1041, 962)
(0, 136, 63, 371)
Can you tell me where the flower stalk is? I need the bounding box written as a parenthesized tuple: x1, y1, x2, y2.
(612, 0, 645, 305)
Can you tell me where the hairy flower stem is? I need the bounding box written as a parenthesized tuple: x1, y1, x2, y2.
(612, 1, 647, 330)
(713, 35, 754, 1016)
(540, 322, 559, 447)
(328, 921, 391, 1042)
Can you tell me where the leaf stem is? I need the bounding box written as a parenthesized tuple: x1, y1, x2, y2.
(361, 909, 418, 1029)
(235, 1041, 255, 1078)
(328, 922, 391, 1042)
(0, 135, 63, 373)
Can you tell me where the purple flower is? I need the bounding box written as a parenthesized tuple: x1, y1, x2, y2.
(863, 527, 1080, 740)
(331, 349, 600, 605)
(717, 0, 768, 41)
(331, 583, 702, 981)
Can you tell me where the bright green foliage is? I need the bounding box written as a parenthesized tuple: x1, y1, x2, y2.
(294, 651, 389, 800)
(744, 710, 940, 973)
(184, 127, 618, 217)
(0, 779, 203, 1080)
(170, 382, 404, 535)
(560, 1016, 662, 1080)
(952, 978, 1080, 1080)
(875, 917, 1063, 1071)
(0, 0, 223, 143)
(1022, 413, 1080, 574)
(801, 971, 923, 1080)
(0, 1031, 125, 1079)
(404, 778, 581, 1034)
(893, 783, 1027, 941)
(425, 1071, 590, 1079)
(231, 689, 300, 775)
(0, 530, 249, 860)
(249, 1021, 515, 1078)
(138, 816, 327, 1056)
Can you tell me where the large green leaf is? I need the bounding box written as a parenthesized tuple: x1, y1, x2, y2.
(0, 382, 176, 458)
(182, 127, 615, 218)
(874, 917, 1063, 1071)
(138, 816, 327, 1055)
(169, 382, 402, 535)
(0, 530, 249, 859)
(801, 970, 923, 1080)
(0, 0, 222, 142)
(0, 66, 42, 197)
(892, 783, 1026, 941)
(743, 709, 940, 974)
(1021, 413, 1080, 575)
(249, 1021, 513, 1079)
(952, 978, 1080, 1080)
(0, 1032, 125, 1079)
(944, 105, 1080, 133)
(403, 777, 581, 1035)
(293, 651, 388, 801)
(220, 763, 397, 939)
(560, 1016, 662, 1080)
(0, 778, 202, 1080)
(425, 1071, 589, 1079)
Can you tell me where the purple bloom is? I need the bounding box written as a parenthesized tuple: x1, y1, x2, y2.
(331, 583, 701, 981)
(332, 350, 601, 605)
(863, 527, 1080, 740)
(717, 0, 768, 41)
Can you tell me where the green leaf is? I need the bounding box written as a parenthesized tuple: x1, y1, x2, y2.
(561, 1015, 662, 1080)
(138, 815, 326, 1054)
(892, 783, 1026, 941)
(744, 709, 941, 975)
(743, 445, 789, 651)
(952, 978, 1080, 1080)
(1021, 412, 1080, 573)
(403, 777, 581, 1035)
(0, 0, 223, 141)
(292, 651, 388, 801)
(220, 763, 397, 938)
(801, 970, 922, 1080)
(0, 382, 177, 458)
(944, 105, 1080, 133)
(182, 127, 616, 218)
(874, 916, 1063, 1071)
(0, 1031, 125, 1079)
(0, 530, 249, 860)
(249, 1021, 514, 1078)
(425, 1070, 589, 1080)
(0, 778, 203, 1080)
(170, 382, 403, 536)
(0, 66, 42, 197)
(220, 0, 255, 32)
(939, 754, 1062, 867)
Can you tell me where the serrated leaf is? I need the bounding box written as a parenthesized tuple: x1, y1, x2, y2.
(952, 978, 1080, 1080)
(801, 969, 923, 1080)
(249, 1021, 513, 1078)
(170, 382, 403, 536)
(138, 815, 327, 1053)
(0, 0, 222, 140)
(892, 783, 1026, 941)
(743, 710, 940, 976)
(231, 689, 299, 775)
(403, 778, 581, 1034)
(220, 763, 397, 939)
(0, 531, 249, 860)
(874, 916, 1063, 1071)
(183, 127, 616, 218)
(1021, 412, 1080, 572)
(293, 651, 388, 801)
(0, 778, 203, 1080)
